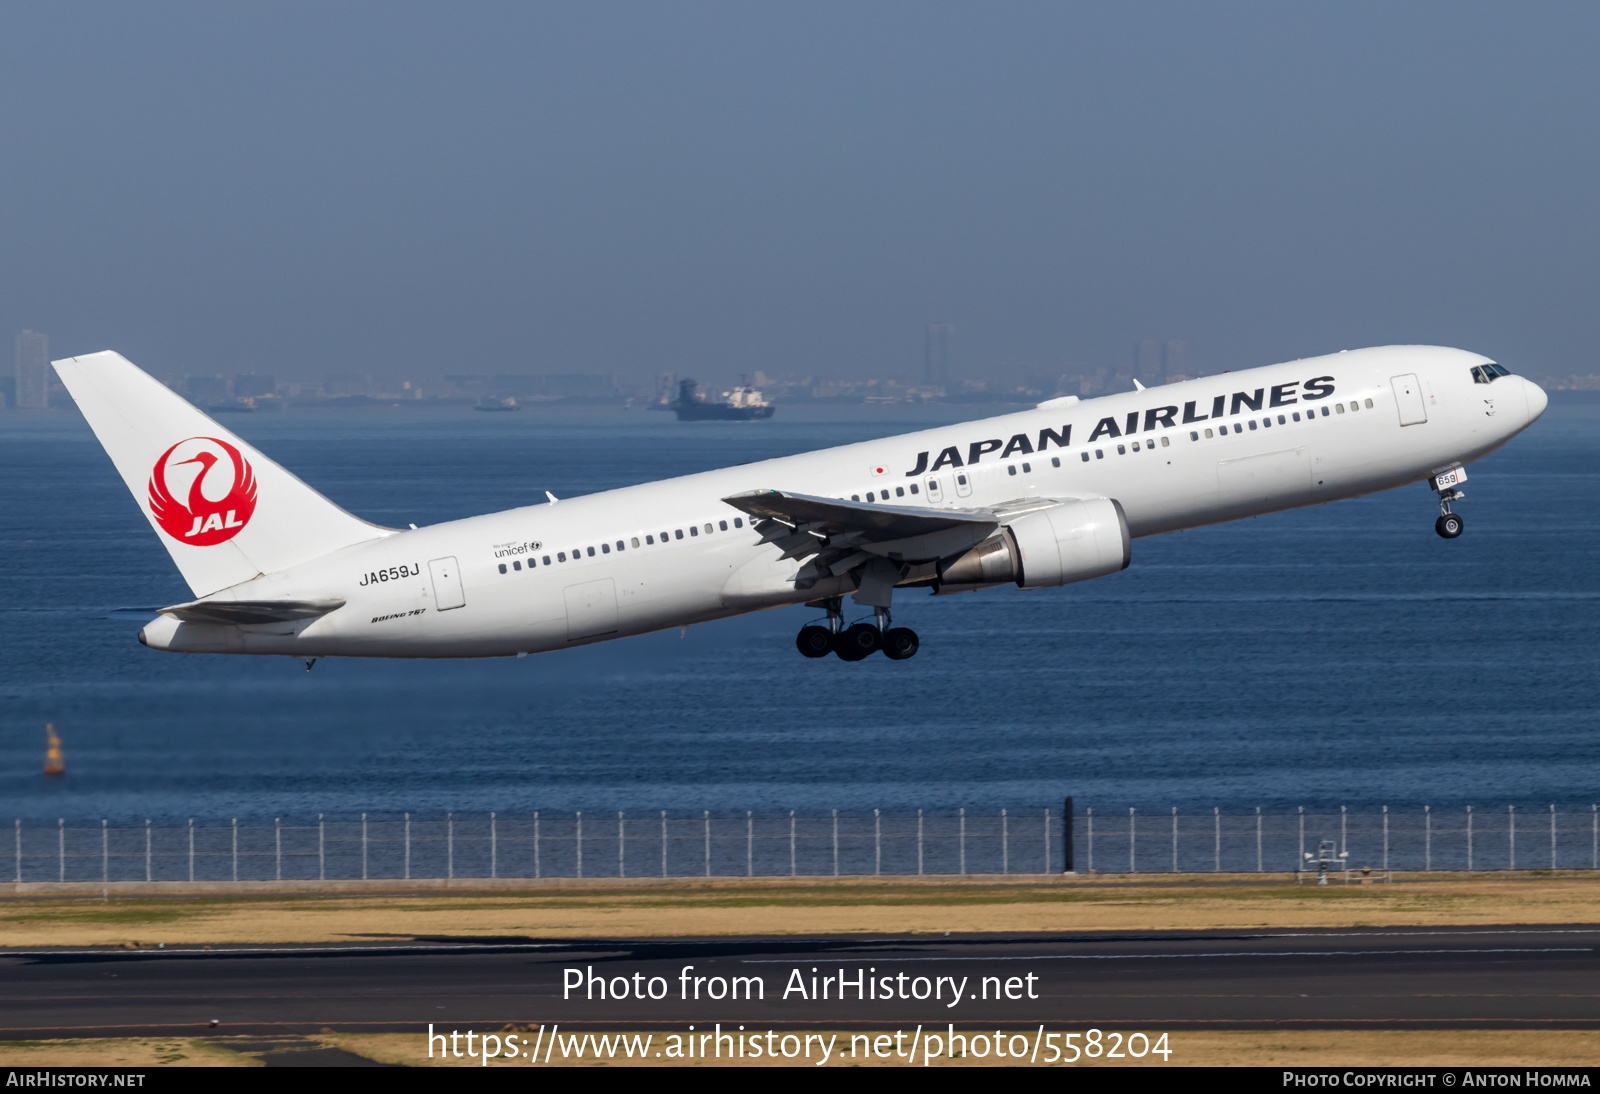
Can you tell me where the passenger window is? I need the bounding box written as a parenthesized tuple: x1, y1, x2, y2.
(1248, 420, 1257, 430)
(542, 555, 551, 565)
(851, 494, 860, 501)
(909, 483, 919, 494)
(1364, 398, 1373, 409)
(587, 546, 596, 556)
(675, 529, 684, 539)
(1336, 403, 1345, 414)
(1117, 444, 1126, 454)
(1095, 449, 1104, 459)
(498, 563, 507, 574)
(734, 518, 743, 527)
(558, 552, 567, 562)
(1007, 465, 1017, 476)
(1131, 441, 1140, 452)
(1277, 414, 1286, 424)
(1022, 463, 1031, 473)
(1202, 429, 1211, 438)
(719, 520, 728, 531)
(1160, 436, 1169, 447)
(1234, 423, 1244, 433)
(1321, 406, 1329, 416)
(631, 537, 640, 548)
(645, 535, 654, 545)
(867, 491, 876, 502)
(513, 559, 522, 570)
(1262, 418, 1270, 428)
(1051, 457, 1060, 468)
(704, 523, 712, 534)
(895, 486, 905, 497)
(616, 540, 625, 551)
(528, 557, 536, 568)
(1349, 401, 1359, 412)
(1292, 412, 1300, 421)
(601, 543, 610, 554)
(689, 526, 698, 537)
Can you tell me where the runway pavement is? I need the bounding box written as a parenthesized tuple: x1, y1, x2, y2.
(2, 926, 1598, 1038)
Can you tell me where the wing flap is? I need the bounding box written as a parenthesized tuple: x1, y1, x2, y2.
(723, 490, 996, 541)
(722, 490, 1002, 587)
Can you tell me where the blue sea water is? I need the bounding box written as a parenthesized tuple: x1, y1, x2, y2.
(1, 396, 1596, 823)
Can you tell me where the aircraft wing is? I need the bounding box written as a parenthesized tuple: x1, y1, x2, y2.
(722, 489, 1015, 585)
(157, 598, 346, 626)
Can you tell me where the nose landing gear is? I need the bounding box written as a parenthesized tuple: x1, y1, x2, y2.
(795, 598, 920, 661)
(1429, 469, 1467, 539)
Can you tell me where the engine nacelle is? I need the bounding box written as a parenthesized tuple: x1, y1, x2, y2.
(935, 497, 1130, 593)
(1008, 497, 1130, 587)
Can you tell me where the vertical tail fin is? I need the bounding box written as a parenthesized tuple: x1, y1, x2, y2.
(54, 351, 391, 597)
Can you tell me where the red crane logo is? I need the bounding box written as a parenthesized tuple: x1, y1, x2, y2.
(147, 437, 258, 545)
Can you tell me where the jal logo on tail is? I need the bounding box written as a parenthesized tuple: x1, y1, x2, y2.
(147, 437, 258, 545)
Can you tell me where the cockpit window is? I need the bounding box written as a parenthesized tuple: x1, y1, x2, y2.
(1472, 363, 1512, 384)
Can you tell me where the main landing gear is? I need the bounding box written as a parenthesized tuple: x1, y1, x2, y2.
(795, 599, 919, 661)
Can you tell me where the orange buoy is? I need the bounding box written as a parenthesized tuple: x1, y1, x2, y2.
(44, 723, 64, 777)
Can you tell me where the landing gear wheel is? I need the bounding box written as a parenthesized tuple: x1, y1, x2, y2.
(796, 625, 834, 658)
(1435, 513, 1464, 539)
(833, 623, 882, 661)
(881, 627, 919, 660)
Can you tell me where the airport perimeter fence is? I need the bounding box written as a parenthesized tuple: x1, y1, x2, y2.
(9, 805, 1600, 885)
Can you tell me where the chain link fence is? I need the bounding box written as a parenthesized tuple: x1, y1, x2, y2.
(1081, 805, 1600, 874)
(9, 805, 1599, 884)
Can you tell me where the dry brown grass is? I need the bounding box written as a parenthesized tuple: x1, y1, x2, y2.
(0, 1037, 256, 1067)
(2, 873, 1598, 948)
(1, 1027, 1595, 1068)
(316, 1029, 1600, 1067)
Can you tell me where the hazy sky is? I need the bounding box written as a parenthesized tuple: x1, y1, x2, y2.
(3, 2, 1597, 384)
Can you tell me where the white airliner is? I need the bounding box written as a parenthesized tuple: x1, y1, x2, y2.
(54, 346, 1544, 665)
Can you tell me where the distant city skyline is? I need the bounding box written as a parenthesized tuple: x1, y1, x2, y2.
(3, 6, 1597, 390)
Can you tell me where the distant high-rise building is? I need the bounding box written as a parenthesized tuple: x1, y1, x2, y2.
(1135, 339, 1163, 386)
(1163, 339, 1187, 380)
(15, 330, 49, 408)
(924, 324, 954, 384)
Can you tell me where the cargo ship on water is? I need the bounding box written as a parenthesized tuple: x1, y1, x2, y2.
(670, 378, 775, 421)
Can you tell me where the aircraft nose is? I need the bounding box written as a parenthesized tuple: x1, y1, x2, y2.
(1523, 376, 1548, 424)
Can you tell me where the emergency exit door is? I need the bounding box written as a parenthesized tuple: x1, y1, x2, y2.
(428, 556, 466, 611)
(1392, 374, 1428, 426)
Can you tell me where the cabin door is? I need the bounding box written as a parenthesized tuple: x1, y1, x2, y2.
(428, 556, 466, 611)
(1392, 374, 1428, 426)
(565, 578, 619, 641)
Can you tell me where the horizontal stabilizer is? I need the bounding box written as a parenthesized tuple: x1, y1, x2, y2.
(158, 598, 346, 626)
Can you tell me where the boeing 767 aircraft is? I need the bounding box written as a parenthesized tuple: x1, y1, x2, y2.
(54, 346, 1544, 664)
